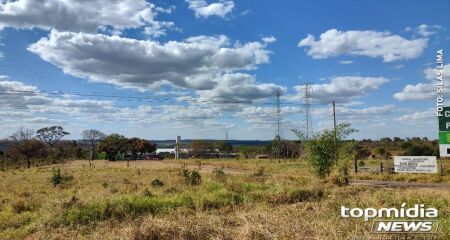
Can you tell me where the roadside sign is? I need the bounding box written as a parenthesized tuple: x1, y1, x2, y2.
(394, 156, 438, 173)
(438, 107, 450, 157)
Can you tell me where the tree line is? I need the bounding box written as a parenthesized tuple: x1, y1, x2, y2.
(0, 127, 157, 170)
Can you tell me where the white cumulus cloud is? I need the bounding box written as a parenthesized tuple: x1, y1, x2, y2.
(186, 0, 234, 18)
(394, 64, 450, 101)
(196, 73, 285, 104)
(28, 31, 283, 105)
(298, 29, 428, 62)
(0, 0, 174, 36)
(291, 76, 388, 103)
(405, 24, 442, 37)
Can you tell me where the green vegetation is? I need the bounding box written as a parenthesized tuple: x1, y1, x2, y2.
(151, 178, 165, 188)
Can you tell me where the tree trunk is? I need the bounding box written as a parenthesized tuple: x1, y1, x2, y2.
(49, 147, 56, 164)
(91, 141, 95, 160)
(26, 156, 31, 169)
(90, 141, 95, 169)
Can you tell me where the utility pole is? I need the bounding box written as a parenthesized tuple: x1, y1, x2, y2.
(333, 100, 347, 184)
(225, 131, 228, 160)
(332, 100, 338, 162)
(175, 136, 181, 160)
(302, 82, 313, 140)
(333, 100, 337, 141)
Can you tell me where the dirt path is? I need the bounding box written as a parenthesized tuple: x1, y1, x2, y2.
(351, 179, 450, 190)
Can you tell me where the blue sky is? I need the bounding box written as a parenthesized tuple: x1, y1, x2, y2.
(0, 0, 449, 140)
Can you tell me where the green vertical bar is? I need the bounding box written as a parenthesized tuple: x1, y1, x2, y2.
(439, 131, 450, 144)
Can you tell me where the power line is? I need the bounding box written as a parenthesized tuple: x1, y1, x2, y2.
(0, 89, 306, 106)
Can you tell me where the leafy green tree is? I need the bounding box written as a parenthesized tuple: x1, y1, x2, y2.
(36, 126, 70, 164)
(190, 140, 213, 158)
(82, 129, 106, 168)
(9, 128, 47, 168)
(303, 131, 336, 178)
(336, 141, 357, 185)
(126, 138, 156, 166)
(98, 134, 127, 161)
(375, 147, 388, 159)
(239, 146, 251, 159)
(404, 145, 436, 156)
(294, 123, 357, 180)
(354, 144, 370, 160)
(400, 142, 413, 149)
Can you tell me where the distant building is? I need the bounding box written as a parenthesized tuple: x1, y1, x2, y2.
(256, 155, 269, 159)
(156, 148, 190, 154)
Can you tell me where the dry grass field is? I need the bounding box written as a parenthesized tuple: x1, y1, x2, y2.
(0, 159, 449, 239)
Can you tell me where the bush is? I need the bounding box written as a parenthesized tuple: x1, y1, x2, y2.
(254, 166, 265, 177)
(269, 188, 325, 204)
(190, 171, 202, 186)
(110, 187, 119, 194)
(181, 169, 202, 186)
(57, 196, 183, 226)
(358, 160, 365, 167)
(62, 196, 78, 209)
(212, 167, 226, 181)
(200, 191, 243, 210)
(151, 178, 165, 187)
(11, 199, 33, 213)
(289, 188, 324, 202)
(142, 188, 154, 198)
(300, 123, 357, 178)
(51, 168, 62, 186)
(50, 168, 74, 187)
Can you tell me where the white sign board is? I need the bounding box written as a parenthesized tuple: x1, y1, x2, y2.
(394, 156, 437, 173)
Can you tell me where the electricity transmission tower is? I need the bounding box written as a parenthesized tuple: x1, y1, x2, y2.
(301, 82, 313, 140)
(273, 91, 282, 159)
(276, 91, 282, 138)
(225, 131, 228, 160)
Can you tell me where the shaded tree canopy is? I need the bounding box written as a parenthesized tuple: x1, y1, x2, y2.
(82, 129, 106, 162)
(8, 128, 47, 168)
(98, 134, 127, 161)
(82, 129, 106, 143)
(36, 126, 70, 147)
(295, 123, 358, 178)
(191, 140, 214, 153)
(128, 137, 157, 157)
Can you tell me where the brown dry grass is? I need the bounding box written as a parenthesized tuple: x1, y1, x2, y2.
(0, 160, 449, 240)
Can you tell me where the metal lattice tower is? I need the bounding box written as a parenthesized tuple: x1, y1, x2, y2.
(273, 91, 282, 159)
(302, 82, 313, 140)
(276, 91, 282, 138)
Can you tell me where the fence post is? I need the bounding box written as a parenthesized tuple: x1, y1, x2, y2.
(354, 156, 358, 174)
(380, 162, 383, 174)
